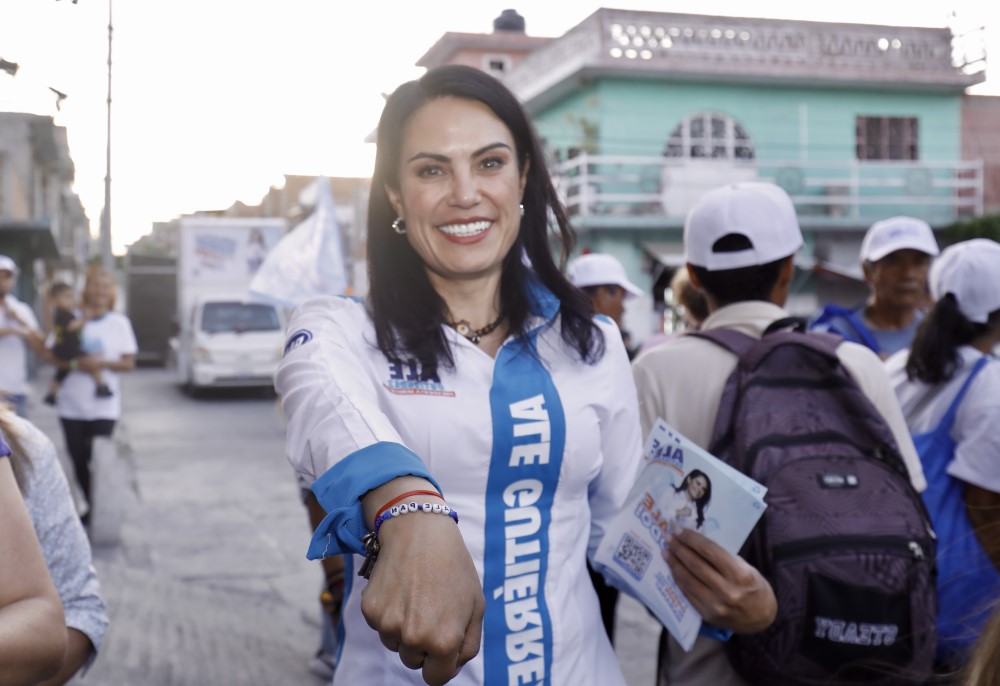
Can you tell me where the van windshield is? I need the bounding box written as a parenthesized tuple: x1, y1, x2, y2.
(200, 302, 281, 334)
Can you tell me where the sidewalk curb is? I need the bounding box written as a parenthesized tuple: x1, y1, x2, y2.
(26, 375, 139, 548)
(89, 422, 139, 547)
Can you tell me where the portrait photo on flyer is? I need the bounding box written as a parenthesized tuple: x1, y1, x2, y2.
(593, 418, 767, 650)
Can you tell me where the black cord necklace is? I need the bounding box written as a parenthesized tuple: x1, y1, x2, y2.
(448, 313, 504, 345)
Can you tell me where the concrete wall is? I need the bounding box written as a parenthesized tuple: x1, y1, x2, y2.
(0, 114, 36, 220)
(962, 95, 1000, 215)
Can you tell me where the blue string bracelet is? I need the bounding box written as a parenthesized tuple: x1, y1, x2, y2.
(359, 502, 460, 580)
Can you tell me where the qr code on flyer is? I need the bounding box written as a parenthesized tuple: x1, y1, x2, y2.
(612, 532, 653, 581)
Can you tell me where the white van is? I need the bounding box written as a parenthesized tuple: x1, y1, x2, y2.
(173, 293, 285, 393)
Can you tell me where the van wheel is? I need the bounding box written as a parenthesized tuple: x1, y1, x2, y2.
(183, 381, 201, 399)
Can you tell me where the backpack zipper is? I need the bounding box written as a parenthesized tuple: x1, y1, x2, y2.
(747, 445, 936, 540)
(745, 431, 909, 480)
(745, 376, 856, 391)
(773, 534, 931, 563)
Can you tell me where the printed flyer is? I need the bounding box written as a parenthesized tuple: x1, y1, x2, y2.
(593, 418, 767, 651)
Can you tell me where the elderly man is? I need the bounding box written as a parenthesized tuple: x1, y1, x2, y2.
(0, 256, 45, 417)
(810, 216, 939, 358)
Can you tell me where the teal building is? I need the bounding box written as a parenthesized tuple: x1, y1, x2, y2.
(421, 9, 986, 340)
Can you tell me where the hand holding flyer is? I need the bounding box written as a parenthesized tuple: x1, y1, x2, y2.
(592, 418, 767, 651)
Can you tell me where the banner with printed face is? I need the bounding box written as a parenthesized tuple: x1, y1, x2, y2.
(180, 222, 285, 283)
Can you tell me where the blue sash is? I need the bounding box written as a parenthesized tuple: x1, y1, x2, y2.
(912, 356, 999, 664)
(482, 325, 567, 685)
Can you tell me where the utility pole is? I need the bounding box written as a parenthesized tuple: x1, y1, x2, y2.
(99, 0, 113, 270)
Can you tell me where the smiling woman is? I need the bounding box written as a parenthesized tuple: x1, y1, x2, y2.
(275, 64, 646, 685)
(385, 99, 527, 292)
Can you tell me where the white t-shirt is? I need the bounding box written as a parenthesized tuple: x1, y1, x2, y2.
(886, 346, 1000, 494)
(0, 295, 40, 395)
(55, 312, 137, 421)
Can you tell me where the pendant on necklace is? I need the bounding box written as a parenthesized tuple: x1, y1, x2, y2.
(448, 314, 503, 345)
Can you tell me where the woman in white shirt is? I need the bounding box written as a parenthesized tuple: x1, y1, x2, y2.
(663, 469, 712, 532)
(886, 238, 1000, 671)
(48, 266, 137, 525)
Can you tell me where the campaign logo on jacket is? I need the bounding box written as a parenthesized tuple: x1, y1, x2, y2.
(283, 329, 313, 355)
(384, 360, 455, 397)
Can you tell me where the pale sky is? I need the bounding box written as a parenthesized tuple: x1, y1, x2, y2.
(1, 0, 996, 253)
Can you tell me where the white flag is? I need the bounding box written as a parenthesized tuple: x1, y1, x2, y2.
(248, 177, 348, 308)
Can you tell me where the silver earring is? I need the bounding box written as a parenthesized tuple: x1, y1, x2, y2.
(519, 204, 524, 217)
(392, 217, 406, 235)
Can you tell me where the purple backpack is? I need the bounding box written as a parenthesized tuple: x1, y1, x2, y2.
(693, 321, 937, 685)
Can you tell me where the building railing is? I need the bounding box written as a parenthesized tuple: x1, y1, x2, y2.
(554, 153, 984, 227)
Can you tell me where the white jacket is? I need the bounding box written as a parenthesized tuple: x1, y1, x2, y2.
(277, 285, 643, 686)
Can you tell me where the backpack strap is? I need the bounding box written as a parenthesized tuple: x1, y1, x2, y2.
(692, 320, 842, 369)
(936, 356, 990, 433)
(689, 327, 758, 359)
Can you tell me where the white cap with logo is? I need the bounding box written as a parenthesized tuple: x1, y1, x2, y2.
(684, 182, 803, 271)
(568, 253, 643, 298)
(930, 238, 1000, 324)
(860, 216, 939, 263)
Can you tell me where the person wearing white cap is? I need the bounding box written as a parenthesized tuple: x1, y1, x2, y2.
(568, 252, 643, 335)
(632, 182, 926, 686)
(0, 255, 45, 417)
(810, 216, 939, 358)
(566, 251, 645, 642)
(886, 238, 1000, 671)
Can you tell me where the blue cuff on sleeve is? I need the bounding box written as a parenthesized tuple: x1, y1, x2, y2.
(698, 623, 733, 642)
(0, 432, 10, 458)
(307, 441, 440, 559)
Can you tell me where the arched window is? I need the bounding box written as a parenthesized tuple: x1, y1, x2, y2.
(664, 112, 755, 161)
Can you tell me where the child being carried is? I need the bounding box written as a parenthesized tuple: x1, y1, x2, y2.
(43, 282, 112, 405)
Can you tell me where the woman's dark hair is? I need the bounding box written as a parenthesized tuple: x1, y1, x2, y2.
(688, 234, 788, 306)
(675, 469, 712, 529)
(906, 294, 1000, 384)
(367, 64, 601, 372)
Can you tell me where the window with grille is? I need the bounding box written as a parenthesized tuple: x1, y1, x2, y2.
(855, 116, 918, 160)
(664, 112, 755, 161)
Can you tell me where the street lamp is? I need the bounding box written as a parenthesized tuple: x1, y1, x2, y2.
(54, 0, 113, 269)
(99, 0, 113, 270)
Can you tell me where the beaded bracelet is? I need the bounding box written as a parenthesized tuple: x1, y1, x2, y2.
(358, 502, 460, 580)
(374, 489, 443, 520)
(374, 501, 459, 539)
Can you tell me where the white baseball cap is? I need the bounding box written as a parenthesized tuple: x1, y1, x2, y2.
(568, 253, 643, 298)
(860, 216, 939, 263)
(929, 238, 1000, 324)
(684, 182, 803, 270)
(0, 255, 18, 274)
